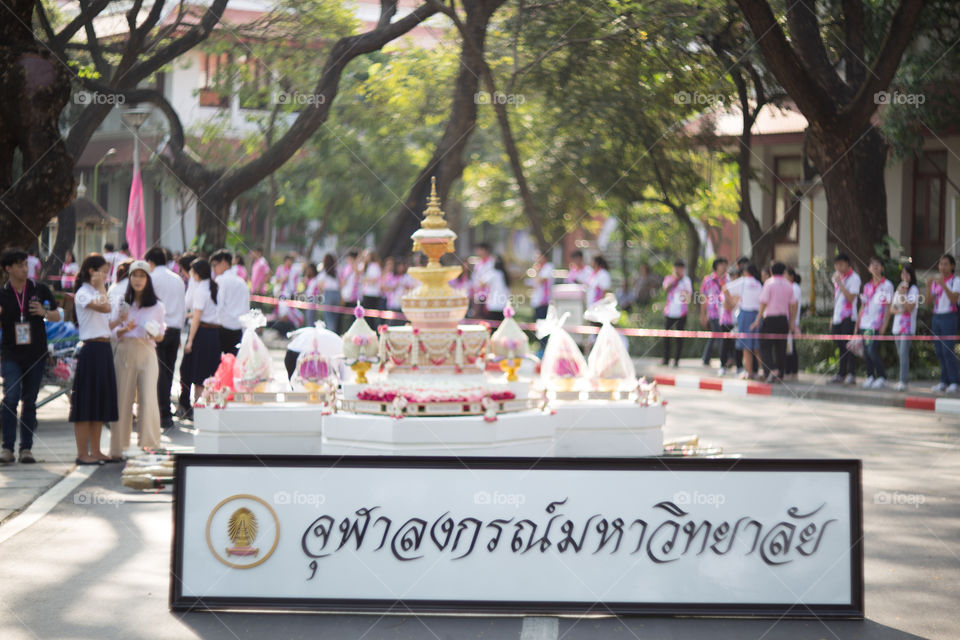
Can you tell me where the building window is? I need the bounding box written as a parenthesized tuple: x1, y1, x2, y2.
(772, 156, 803, 244)
(200, 52, 231, 108)
(912, 150, 947, 269)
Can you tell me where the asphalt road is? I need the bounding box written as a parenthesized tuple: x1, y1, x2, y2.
(0, 386, 956, 640)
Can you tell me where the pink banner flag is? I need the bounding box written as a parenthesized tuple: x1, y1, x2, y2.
(126, 168, 146, 259)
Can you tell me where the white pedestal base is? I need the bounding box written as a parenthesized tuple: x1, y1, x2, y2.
(194, 402, 665, 457)
(194, 404, 324, 455)
(552, 401, 665, 457)
(322, 410, 556, 457)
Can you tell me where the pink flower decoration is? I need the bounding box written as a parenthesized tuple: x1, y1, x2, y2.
(504, 304, 515, 319)
(354, 304, 365, 319)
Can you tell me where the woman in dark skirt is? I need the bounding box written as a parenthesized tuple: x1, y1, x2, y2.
(70, 254, 122, 464)
(184, 258, 221, 402)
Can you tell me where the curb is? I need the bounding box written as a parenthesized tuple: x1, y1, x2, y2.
(651, 374, 960, 415)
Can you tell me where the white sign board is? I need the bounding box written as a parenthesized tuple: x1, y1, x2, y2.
(171, 456, 863, 618)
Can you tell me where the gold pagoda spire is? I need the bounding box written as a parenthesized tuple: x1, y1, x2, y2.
(420, 176, 448, 231)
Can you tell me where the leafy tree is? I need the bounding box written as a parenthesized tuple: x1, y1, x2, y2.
(733, 0, 927, 267)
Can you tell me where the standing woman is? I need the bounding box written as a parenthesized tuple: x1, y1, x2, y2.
(184, 259, 221, 403)
(70, 254, 120, 464)
(111, 261, 166, 457)
(883, 263, 919, 391)
(320, 253, 340, 331)
(301, 263, 320, 327)
(360, 250, 384, 323)
(724, 263, 763, 380)
(60, 250, 79, 291)
(483, 256, 511, 322)
(586, 256, 612, 306)
(927, 254, 960, 393)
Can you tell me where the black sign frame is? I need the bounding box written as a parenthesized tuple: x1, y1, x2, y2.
(171, 455, 863, 619)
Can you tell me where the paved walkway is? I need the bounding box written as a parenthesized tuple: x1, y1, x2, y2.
(2, 348, 953, 531)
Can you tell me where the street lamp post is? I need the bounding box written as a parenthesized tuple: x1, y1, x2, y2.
(92, 147, 116, 204)
(120, 107, 150, 179)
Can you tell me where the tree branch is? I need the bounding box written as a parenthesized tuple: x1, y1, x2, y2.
(839, 0, 926, 130)
(785, 0, 847, 97)
(734, 0, 837, 123)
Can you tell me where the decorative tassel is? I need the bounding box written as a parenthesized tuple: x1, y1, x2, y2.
(412, 329, 419, 367)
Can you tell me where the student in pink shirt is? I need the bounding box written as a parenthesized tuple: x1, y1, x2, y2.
(662, 259, 693, 367)
(752, 262, 797, 383)
(829, 253, 861, 385)
(856, 257, 895, 389)
(699, 257, 728, 368)
(249, 248, 270, 295)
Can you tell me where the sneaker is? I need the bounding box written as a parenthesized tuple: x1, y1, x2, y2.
(717, 367, 727, 377)
(828, 374, 843, 385)
(931, 383, 947, 392)
(861, 376, 875, 389)
(18, 449, 35, 463)
(0, 449, 14, 464)
(948, 384, 959, 394)
(844, 374, 856, 386)
(894, 381, 906, 392)
(871, 378, 887, 389)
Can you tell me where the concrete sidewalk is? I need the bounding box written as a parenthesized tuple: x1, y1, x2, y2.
(634, 357, 960, 410)
(0, 387, 193, 526)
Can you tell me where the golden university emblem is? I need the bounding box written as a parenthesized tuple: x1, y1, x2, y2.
(226, 507, 259, 557)
(205, 494, 279, 569)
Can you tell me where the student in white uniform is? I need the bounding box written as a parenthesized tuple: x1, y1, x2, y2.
(70, 255, 121, 464)
(211, 249, 250, 356)
(883, 263, 919, 391)
(145, 247, 185, 430)
(110, 261, 165, 457)
(183, 259, 221, 403)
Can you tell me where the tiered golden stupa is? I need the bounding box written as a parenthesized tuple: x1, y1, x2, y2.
(381, 177, 488, 371)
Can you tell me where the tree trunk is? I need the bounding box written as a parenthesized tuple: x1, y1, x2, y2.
(195, 185, 231, 252)
(44, 202, 77, 281)
(0, 0, 76, 253)
(733, 0, 925, 269)
(808, 124, 889, 269)
(378, 0, 505, 258)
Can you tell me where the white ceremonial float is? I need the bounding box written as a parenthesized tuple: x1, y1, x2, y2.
(194, 178, 664, 457)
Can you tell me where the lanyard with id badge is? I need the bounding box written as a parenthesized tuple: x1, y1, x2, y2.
(13, 284, 31, 346)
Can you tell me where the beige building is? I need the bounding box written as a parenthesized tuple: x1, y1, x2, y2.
(714, 103, 960, 303)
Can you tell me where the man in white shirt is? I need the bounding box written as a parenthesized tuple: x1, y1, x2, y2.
(211, 249, 250, 356)
(25, 250, 42, 281)
(146, 248, 186, 430)
(103, 243, 119, 285)
(829, 253, 862, 385)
